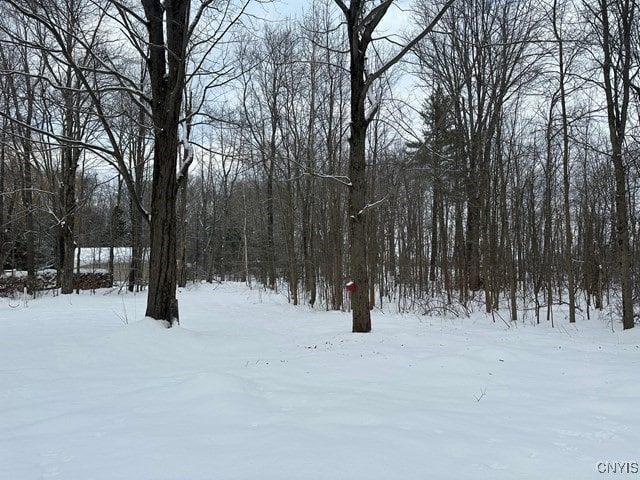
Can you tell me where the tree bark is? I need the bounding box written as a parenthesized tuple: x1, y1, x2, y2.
(141, 0, 189, 325)
(145, 128, 179, 323)
(347, 84, 371, 330)
(177, 174, 188, 288)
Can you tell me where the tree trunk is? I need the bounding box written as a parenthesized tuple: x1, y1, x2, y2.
(429, 186, 439, 283)
(301, 194, 316, 306)
(0, 131, 5, 272)
(21, 131, 36, 292)
(128, 210, 143, 292)
(265, 146, 277, 291)
(242, 183, 251, 286)
(348, 120, 371, 332)
(553, 0, 576, 323)
(612, 149, 633, 329)
(141, 0, 189, 325)
(177, 175, 188, 288)
(466, 176, 483, 292)
(285, 180, 298, 305)
(145, 129, 179, 324)
(303, 54, 317, 307)
(59, 144, 77, 294)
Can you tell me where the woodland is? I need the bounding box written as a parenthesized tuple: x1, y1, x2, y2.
(0, 0, 639, 331)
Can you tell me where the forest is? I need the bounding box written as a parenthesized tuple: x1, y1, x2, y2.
(0, 0, 639, 331)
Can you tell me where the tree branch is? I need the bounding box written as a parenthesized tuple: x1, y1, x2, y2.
(365, 0, 456, 90)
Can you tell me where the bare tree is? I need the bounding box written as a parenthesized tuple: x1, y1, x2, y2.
(585, 0, 637, 329)
(551, 0, 579, 323)
(334, 0, 454, 332)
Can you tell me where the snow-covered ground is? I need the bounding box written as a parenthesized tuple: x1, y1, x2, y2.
(1, 283, 638, 479)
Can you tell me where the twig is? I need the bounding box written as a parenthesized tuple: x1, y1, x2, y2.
(474, 387, 487, 403)
(493, 309, 511, 328)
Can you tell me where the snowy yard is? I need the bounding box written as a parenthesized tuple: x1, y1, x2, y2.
(1, 283, 638, 479)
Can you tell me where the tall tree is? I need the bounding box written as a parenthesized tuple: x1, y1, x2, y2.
(334, 0, 454, 332)
(57, 0, 92, 294)
(550, 0, 582, 323)
(138, 0, 191, 323)
(137, 0, 249, 323)
(586, 0, 637, 329)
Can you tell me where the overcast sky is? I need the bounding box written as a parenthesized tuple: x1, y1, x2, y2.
(249, 0, 423, 140)
(256, 0, 414, 34)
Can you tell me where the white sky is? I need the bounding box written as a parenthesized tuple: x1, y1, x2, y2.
(251, 0, 423, 140)
(257, 0, 414, 33)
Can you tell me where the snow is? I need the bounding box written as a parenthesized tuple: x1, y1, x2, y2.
(1, 283, 638, 479)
